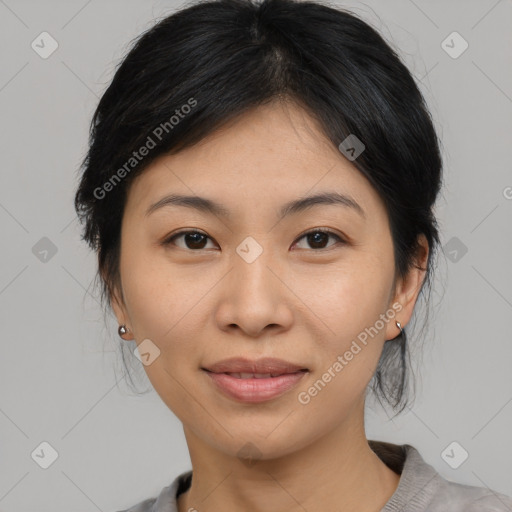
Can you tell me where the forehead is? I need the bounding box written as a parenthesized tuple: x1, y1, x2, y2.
(124, 101, 386, 222)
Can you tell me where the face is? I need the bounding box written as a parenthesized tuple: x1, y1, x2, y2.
(110, 99, 427, 462)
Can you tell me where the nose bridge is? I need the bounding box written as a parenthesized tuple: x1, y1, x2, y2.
(232, 234, 276, 298)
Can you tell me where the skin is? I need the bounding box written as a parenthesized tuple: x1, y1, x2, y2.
(110, 98, 429, 512)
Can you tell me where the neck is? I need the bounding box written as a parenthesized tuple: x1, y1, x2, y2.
(177, 402, 400, 512)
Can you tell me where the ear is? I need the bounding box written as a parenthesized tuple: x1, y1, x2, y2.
(385, 234, 429, 341)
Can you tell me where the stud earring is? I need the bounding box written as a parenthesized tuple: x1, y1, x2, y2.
(118, 324, 130, 339)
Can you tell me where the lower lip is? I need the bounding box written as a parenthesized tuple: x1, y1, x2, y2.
(203, 370, 307, 403)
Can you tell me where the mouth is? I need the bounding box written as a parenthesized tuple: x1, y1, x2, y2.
(200, 357, 309, 402)
(201, 356, 309, 376)
(202, 369, 308, 403)
(203, 369, 308, 379)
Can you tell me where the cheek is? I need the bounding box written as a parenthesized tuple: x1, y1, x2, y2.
(120, 256, 204, 411)
(295, 253, 394, 385)
(295, 251, 393, 337)
(119, 249, 216, 386)
(120, 246, 202, 340)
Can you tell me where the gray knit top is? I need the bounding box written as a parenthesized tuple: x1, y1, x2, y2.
(117, 440, 512, 511)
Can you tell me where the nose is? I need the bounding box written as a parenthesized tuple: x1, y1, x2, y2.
(214, 246, 294, 338)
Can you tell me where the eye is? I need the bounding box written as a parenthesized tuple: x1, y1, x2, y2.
(163, 230, 217, 250)
(292, 228, 345, 250)
(162, 228, 346, 251)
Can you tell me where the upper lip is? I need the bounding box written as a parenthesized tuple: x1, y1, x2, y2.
(202, 357, 309, 375)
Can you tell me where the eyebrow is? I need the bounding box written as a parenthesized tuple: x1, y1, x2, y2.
(145, 191, 366, 220)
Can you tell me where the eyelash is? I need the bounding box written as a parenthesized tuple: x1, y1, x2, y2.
(162, 228, 346, 251)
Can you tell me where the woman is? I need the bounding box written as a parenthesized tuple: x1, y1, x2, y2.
(74, 0, 512, 510)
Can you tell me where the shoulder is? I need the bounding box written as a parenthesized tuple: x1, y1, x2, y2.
(370, 441, 512, 512)
(115, 469, 192, 512)
(429, 476, 512, 511)
(402, 443, 512, 511)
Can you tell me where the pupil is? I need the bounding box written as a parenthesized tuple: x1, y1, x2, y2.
(186, 233, 206, 249)
(309, 232, 327, 249)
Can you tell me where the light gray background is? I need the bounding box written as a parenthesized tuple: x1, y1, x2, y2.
(1, 0, 511, 510)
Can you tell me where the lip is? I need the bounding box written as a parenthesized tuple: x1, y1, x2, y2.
(202, 357, 309, 375)
(203, 369, 308, 403)
(201, 357, 309, 404)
